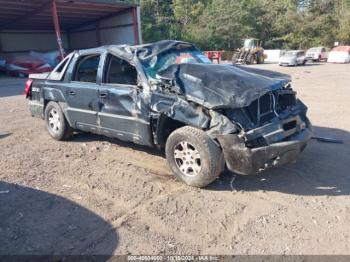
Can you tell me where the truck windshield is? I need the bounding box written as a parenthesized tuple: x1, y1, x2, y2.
(141, 48, 212, 79)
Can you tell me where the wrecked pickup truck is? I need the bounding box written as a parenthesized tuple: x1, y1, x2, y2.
(25, 40, 313, 188)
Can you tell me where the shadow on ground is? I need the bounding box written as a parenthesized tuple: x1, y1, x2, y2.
(302, 62, 326, 67)
(67, 124, 350, 197)
(208, 126, 350, 196)
(70, 132, 165, 158)
(0, 133, 12, 140)
(0, 182, 118, 256)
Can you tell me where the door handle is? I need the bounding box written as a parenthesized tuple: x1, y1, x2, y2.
(99, 93, 108, 99)
(69, 91, 76, 96)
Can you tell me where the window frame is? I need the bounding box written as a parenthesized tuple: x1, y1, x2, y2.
(47, 53, 73, 81)
(102, 53, 138, 88)
(71, 53, 101, 84)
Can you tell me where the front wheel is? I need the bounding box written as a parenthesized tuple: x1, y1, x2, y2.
(45, 101, 72, 141)
(165, 126, 224, 188)
(246, 54, 254, 64)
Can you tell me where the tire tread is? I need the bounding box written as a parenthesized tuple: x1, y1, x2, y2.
(165, 126, 224, 188)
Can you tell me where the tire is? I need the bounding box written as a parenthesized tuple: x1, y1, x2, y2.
(165, 126, 224, 188)
(257, 55, 262, 64)
(44, 101, 73, 141)
(232, 52, 238, 64)
(246, 54, 254, 64)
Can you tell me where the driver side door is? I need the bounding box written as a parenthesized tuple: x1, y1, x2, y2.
(98, 54, 152, 146)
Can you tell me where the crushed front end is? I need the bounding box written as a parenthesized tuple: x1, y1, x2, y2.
(217, 87, 313, 175)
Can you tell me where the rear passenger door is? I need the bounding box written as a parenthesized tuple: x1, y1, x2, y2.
(98, 54, 152, 146)
(65, 53, 101, 132)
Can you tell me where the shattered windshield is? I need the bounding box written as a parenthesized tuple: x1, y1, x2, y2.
(141, 47, 212, 79)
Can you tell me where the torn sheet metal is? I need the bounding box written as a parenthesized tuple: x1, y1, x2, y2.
(218, 124, 312, 175)
(156, 63, 290, 109)
(150, 93, 210, 129)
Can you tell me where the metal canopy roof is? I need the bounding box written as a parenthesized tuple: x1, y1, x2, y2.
(0, 0, 138, 30)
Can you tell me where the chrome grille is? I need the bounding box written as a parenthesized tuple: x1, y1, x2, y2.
(245, 91, 296, 127)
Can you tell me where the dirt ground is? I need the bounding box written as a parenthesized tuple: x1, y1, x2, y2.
(0, 63, 349, 256)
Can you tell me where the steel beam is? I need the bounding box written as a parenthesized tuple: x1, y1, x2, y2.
(132, 6, 139, 45)
(52, 0, 65, 59)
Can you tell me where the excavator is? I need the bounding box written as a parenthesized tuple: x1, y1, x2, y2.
(232, 38, 265, 65)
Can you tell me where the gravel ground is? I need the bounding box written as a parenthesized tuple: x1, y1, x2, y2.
(0, 63, 349, 255)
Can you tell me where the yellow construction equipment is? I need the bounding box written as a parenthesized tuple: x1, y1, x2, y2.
(232, 38, 265, 65)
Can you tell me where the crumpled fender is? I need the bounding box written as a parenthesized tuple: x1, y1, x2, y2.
(150, 92, 210, 129)
(150, 91, 240, 138)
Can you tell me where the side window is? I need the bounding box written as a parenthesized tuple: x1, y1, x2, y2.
(73, 54, 100, 83)
(56, 58, 68, 73)
(104, 55, 137, 86)
(48, 55, 72, 81)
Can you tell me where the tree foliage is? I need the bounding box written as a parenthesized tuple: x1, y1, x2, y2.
(140, 0, 350, 50)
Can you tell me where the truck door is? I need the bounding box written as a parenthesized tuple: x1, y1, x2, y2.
(66, 54, 101, 133)
(98, 54, 152, 146)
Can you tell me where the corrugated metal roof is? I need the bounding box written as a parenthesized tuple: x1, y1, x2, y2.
(0, 0, 139, 30)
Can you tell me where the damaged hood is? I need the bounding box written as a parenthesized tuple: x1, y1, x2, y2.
(157, 63, 290, 109)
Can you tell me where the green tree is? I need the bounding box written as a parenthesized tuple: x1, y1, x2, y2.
(140, 0, 350, 50)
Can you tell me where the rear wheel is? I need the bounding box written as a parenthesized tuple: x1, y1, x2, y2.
(165, 126, 224, 188)
(45, 101, 72, 141)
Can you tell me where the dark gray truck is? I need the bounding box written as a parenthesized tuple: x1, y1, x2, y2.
(26, 40, 313, 188)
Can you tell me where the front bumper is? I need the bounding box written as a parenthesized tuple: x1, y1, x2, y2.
(279, 61, 295, 66)
(218, 117, 313, 175)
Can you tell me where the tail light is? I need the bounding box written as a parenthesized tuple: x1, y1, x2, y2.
(24, 79, 33, 98)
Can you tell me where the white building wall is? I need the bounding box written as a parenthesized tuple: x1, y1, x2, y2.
(264, 49, 287, 63)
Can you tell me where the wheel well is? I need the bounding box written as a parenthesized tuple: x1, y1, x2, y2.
(43, 99, 50, 110)
(154, 115, 186, 147)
